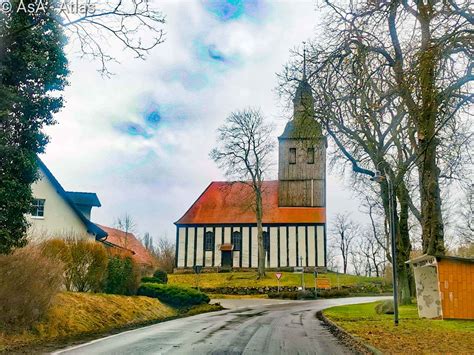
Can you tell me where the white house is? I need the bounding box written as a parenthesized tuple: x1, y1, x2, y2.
(174, 76, 327, 270)
(27, 158, 107, 240)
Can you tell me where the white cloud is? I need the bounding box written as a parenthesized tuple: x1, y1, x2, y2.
(42, 0, 367, 242)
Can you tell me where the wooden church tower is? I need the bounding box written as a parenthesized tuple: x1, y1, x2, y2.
(278, 65, 326, 207)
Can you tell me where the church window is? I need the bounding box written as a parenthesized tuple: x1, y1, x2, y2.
(232, 231, 242, 251)
(263, 231, 270, 253)
(204, 231, 214, 251)
(30, 199, 45, 217)
(289, 148, 296, 164)
(307, 147, 315, 164)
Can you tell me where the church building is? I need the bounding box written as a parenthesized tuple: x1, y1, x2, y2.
(175, 76, 327, 270)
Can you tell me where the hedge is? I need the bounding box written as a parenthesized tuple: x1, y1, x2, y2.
(138, 283, 210, 308)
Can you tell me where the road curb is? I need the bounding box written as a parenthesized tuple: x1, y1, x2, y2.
(316, 310, 382, 355)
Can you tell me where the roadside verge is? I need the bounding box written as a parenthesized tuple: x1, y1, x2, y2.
(0, 292, 222, 353)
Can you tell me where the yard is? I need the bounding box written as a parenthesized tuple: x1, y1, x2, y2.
(169, 271, 385, 289)
(323, 301, 474, 354)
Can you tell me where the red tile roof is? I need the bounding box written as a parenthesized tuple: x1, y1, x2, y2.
(175, 181, 325, 225)
(98, 225, 157, 266)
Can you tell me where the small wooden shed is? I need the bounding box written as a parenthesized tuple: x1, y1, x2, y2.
(407, 254, 474, 320)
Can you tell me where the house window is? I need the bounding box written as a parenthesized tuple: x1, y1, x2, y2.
(30, 199, 45, 217)
(263, 231, 270, 253)
(232, 231, 242, 251)
(289, 148, 296, 164)
(307, 147, 315, 164)
(204, 231, 214, 251)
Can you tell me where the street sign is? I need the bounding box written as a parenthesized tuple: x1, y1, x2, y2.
(275, 272, 282, 280)
(316, 278, 331, 289)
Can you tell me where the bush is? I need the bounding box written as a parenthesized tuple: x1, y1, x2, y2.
(104, 256, 140, 295)
(375, 300, 395, 314)
(152, 269, 168, 284)
(141, 276, 161, 283)
(0, 246, 63, 330)
(318, 288, 351, 298)
(42, 238, 108, 292)
(268, 290, 315, 300)
(138, 283, 210, 308)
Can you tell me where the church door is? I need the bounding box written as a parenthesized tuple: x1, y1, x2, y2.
(222, 251, 232, 269)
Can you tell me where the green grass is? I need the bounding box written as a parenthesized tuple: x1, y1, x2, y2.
(169, 271, 383, 289)
(324, 301, 474, 354)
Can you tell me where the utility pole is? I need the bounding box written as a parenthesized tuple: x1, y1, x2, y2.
(386, 175, 400, 325)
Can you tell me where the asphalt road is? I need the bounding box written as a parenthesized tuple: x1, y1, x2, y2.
(55, 296, 388, 355)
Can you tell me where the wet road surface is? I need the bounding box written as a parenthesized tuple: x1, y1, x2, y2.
(55, 296, 388, 355)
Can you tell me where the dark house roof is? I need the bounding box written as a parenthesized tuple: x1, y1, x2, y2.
(36, 158, 107, 239)
(175, 181, 326, 225)
(66, 191, 101, 207)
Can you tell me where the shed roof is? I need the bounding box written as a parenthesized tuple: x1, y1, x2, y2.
(175, 181, 325, 225)
(407, 254, 474, 265)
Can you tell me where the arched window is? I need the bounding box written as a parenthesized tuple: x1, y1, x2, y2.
(232, 231, 242, 251)
(204, 231, 214, 251)
(263, 231, 270, 253)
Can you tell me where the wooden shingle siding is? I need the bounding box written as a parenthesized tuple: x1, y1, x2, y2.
(438, 259, 474, 319)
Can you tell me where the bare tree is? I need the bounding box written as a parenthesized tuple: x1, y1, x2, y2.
(210, 108, 275, 278)
(458, 185, 474, 245)
(155, 237, 175, 273)
(331, 212, 358, 274)
(115, 213, 136, 250)
(314, 0, 473, 256)
(1, 0, 166, 76)
(141, 232, 154, 252)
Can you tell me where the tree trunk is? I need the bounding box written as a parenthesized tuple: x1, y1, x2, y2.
(417, 3, 445, 256)
(256, 189, 265, 279)
(396, 181, 414, 303)
(380, 178, 412, 304)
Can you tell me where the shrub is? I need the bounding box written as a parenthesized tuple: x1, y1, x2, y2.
(41, 238, 108, 292)
(268, 290, 315, 300)
(375, 300, 395, 314)
(141, 276, 160, 283)
(152, 269, 168, 284)
(138, 283, 209, 308)
(318, 288, 351, 298)
(0, 246, 63, 330)
(104, 255, 140, 295)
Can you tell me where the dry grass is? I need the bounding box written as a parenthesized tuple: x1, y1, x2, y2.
(0, 292, 176, 352)
(324, 301, 474, 354)
(169, 271, 383, 289)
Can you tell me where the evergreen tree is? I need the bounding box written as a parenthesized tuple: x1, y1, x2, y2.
(0, 1, 69, 254)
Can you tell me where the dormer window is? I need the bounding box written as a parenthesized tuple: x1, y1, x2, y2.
(307, 148, 315, 164)
(31, 199, 45, 218)
(289, 148, 296, 164)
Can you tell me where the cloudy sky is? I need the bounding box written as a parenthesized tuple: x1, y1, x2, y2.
(42, 0, 366, 241)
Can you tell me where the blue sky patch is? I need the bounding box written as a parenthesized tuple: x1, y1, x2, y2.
(115, 122, 152, 139)
(202, 0, 265, 22)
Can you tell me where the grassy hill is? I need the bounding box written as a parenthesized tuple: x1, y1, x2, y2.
(169, 271, 385, 289)
(0, 292, 220, 352)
